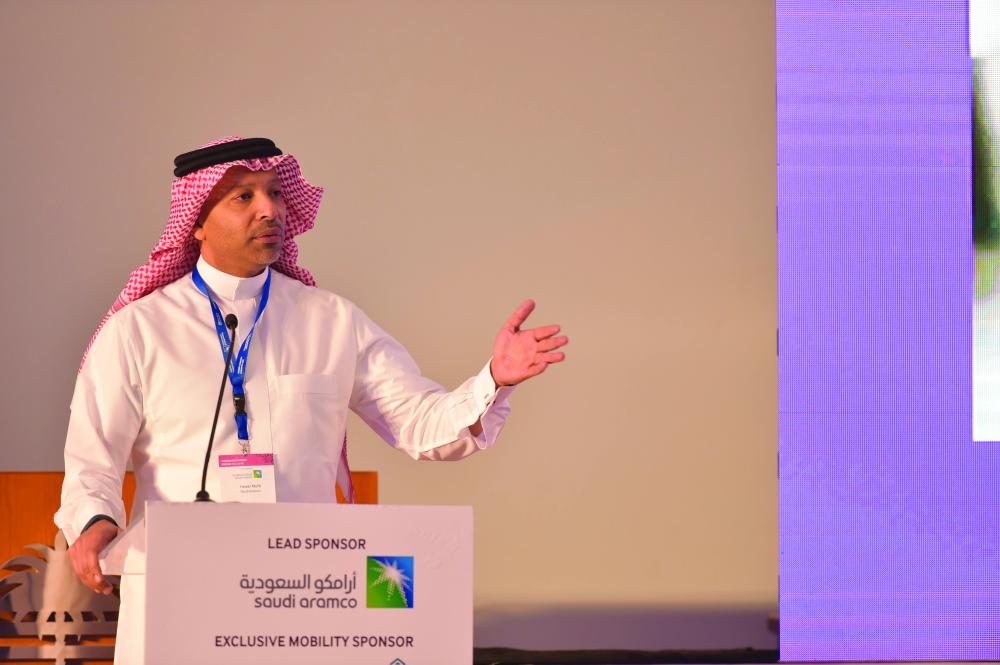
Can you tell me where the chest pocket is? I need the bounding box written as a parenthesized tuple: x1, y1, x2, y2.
(271, 373, 346, 500)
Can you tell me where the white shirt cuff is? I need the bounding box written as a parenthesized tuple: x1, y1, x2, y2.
(467, 359, 514, 447)
(56, 498, 125, 546)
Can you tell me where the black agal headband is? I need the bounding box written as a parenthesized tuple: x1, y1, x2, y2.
(173, 138, 283, 177)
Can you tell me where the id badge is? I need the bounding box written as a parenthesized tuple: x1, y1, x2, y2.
(218, 453, 277, 503)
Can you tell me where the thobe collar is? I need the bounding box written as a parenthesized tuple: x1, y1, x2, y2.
(195, 256, 270, 301)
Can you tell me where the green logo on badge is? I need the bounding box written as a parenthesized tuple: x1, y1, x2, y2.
(252, 469, 262, 479)
(366, 556, 413, 608)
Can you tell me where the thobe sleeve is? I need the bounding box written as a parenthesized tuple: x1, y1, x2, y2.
(55, 314, 143, 544)
(347, 306, 514, 461)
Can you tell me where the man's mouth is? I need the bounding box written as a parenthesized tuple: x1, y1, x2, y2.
(255, 230, 282, 243)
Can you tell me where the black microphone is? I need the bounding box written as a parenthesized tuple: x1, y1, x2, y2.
(196, 313, 238, 502)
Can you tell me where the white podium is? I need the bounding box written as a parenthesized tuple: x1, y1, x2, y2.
(104, 502, 473, 664)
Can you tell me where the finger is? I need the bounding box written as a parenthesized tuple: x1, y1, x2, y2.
(536, 351, 566, 364)
(528, 362, 548, 377)
(503, 299, 536, 331)
(84, 564, 110, 594)
(536, 336, 568, 352)
(531, 325, 561, 341)
(96, 573, 112, 594)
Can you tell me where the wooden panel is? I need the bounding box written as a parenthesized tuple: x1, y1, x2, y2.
(336, 471, 378, 505)
(0, 471, 376, 565)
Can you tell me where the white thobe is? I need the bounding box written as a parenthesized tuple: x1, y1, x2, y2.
(55, 257, 513, 664)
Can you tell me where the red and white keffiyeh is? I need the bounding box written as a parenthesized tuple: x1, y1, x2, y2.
(80, 136, 355, 502)
(81, 136, 322, 366)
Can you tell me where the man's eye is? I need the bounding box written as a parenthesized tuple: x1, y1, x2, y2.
(272, 189, 283, 198)
(237, 192, 253, 201)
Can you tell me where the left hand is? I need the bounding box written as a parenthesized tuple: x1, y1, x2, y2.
(490, 299, 568, 386)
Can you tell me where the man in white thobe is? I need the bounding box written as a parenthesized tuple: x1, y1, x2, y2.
(54, 137, 568, 663)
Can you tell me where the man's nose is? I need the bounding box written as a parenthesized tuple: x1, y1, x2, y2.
(255, 192, 282, 223)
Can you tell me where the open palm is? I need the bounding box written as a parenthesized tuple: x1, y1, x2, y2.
(490, 299, 568, 386)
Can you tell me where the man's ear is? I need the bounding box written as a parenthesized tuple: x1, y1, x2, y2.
(193, 223, 206, 242)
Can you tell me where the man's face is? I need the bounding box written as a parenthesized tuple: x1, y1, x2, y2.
(193, 167, 286, 277)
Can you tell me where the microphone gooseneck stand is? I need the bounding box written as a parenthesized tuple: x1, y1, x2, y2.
(195, 313, 238, 502)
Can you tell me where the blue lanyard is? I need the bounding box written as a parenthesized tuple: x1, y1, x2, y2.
(191, 266, 272, 445)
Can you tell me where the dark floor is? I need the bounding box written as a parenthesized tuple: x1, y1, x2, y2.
(473, 648, 779, 665)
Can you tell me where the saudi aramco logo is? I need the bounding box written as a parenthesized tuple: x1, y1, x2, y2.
(366, 556, 414, 608)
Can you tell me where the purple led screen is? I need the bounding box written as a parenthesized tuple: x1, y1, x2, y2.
(778, 1, 1000, 660)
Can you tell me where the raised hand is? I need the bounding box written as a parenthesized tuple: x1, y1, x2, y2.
(490, 299, 568, 386)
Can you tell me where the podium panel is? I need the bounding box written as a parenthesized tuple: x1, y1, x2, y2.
(144, 502, 472, 665)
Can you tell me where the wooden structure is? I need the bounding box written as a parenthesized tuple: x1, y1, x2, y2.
(0, 471, 377, 664)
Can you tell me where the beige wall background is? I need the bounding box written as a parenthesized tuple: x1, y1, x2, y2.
(0, 0, 777, 650)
